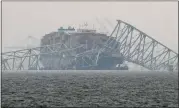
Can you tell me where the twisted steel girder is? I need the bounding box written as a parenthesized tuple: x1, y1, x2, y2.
(103, 20, 178, 71)
(1, 43, 86, 70)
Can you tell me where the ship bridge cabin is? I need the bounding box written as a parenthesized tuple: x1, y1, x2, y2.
(58, 26, 75, 32)
(77, 29, 96, 33)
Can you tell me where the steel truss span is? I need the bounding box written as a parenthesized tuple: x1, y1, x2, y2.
(104, 20, 178, 71)
(1, 20, 178, 71)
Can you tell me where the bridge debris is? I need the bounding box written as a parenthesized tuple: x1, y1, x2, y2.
(1, 20, 178, 71)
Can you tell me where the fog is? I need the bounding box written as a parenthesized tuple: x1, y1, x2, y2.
(1, 1, 178, 53)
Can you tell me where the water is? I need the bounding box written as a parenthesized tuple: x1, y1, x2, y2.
(2, 70, 178, 107)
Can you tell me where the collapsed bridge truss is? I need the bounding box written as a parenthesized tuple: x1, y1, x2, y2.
(1, 20, 178, 71)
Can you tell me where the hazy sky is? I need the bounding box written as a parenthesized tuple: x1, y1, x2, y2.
(1, 1, 178, 53)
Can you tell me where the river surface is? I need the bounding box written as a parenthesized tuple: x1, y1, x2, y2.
(2, 71, 178, 107)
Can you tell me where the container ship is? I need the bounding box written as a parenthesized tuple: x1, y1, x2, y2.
(39, 26, 128, 70)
